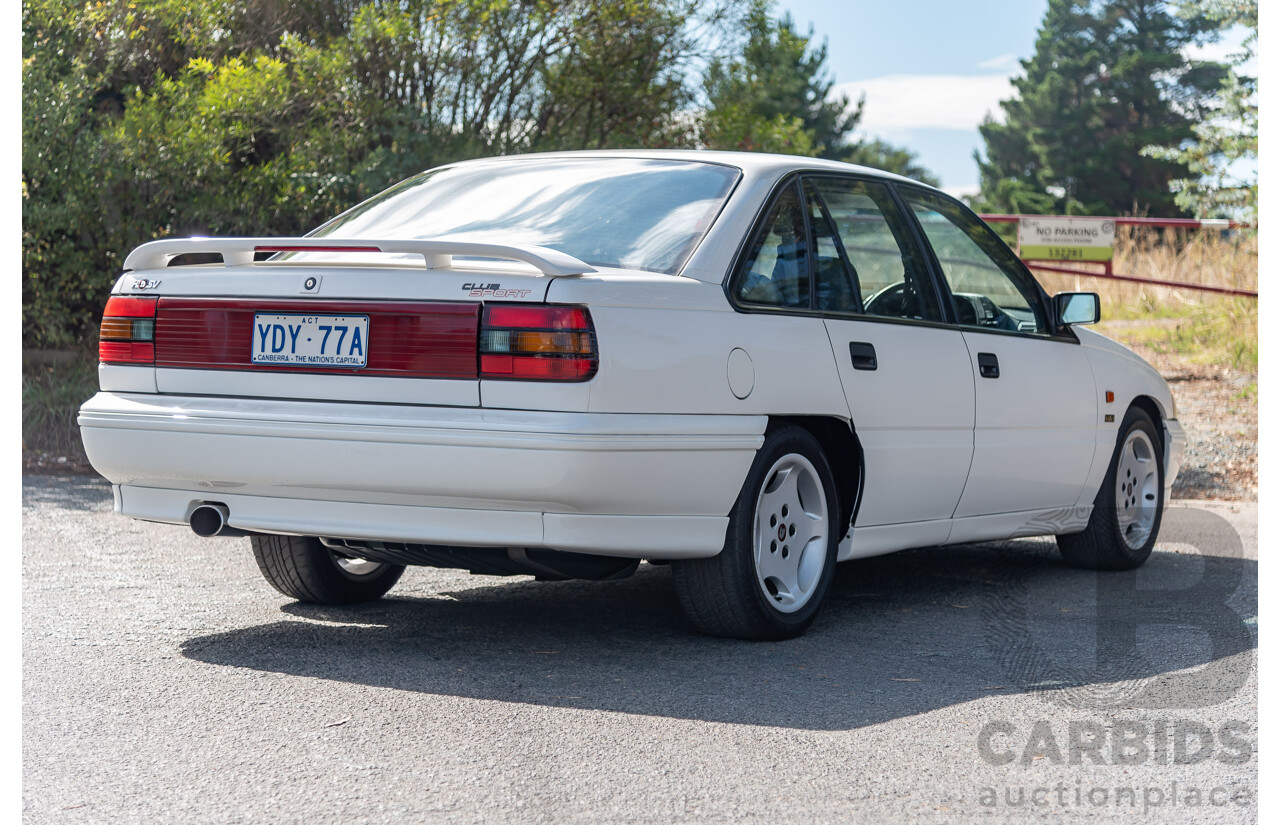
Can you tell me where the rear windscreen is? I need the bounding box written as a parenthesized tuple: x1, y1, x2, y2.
(303, 157, 740, 275)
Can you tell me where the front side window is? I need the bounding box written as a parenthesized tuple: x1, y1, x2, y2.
(899, 188, 1048, 334)
(734, 183, 810, 309)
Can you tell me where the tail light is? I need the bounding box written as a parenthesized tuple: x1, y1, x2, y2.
(99, 296, 157, 364)
(479, 304, 597, 381)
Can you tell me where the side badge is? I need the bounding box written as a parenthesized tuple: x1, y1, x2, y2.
(301, 275, 322, 294)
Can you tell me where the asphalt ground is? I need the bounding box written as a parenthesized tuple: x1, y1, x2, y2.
(23, 475, 1257, 823)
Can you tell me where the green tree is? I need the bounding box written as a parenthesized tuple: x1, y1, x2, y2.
(22, 0, 241, 346)
(1141, 0, 1257, 219)
(701, 0, 858, 156)
(21, 0, 731, 348)
(24, 0, 943, 349)
(976, 0, 1227, 216)
(842, 139, 940, 188)
(531, 1, 704, 150)
(22, 0, 403, 346)
(700, 0, 937, 184)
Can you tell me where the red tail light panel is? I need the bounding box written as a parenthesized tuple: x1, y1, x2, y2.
(104, 296, 160, 318)
(479, 303, 598, 381)
(99, 341, 155, 363)
(154, 298, 481, 379)
(100, 295, 158, 364)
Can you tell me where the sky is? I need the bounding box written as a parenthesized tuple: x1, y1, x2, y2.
(777, 0, 1046, 196)
(776, 0, 1255, 197)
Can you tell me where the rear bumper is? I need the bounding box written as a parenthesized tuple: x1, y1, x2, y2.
(79, 393, 766, 558)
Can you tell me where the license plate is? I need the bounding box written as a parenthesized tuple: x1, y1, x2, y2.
(251, 314, 369, 368)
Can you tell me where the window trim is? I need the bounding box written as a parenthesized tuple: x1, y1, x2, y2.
(804, 178, 865, 313)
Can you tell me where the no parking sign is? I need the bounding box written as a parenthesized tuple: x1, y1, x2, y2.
(1018, 216, 1115, 262)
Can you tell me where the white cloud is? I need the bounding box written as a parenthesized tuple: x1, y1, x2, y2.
(1186, 40, 1239, 63)
(977, 53, 1021, 72)
(832, 73, 1016, 137)
(1182, 25, 1257, 75)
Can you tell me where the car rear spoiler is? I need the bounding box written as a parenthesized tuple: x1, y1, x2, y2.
(121, 237, 597, 277)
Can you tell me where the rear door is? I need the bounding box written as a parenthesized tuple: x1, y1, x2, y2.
(897, 186, 1097, 517)
(801, 176, 976, 528)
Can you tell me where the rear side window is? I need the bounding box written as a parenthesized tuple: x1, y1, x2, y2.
(735, 183, 810, 309)
(806, 177, 940, 322)
(899, 188, 1048, 334)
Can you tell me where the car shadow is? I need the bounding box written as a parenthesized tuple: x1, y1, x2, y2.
(180, 507, 1256, 730)
(21, 473, 113, 512)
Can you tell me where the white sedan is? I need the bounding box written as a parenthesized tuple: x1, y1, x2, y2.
(79, 150, 1185, 639)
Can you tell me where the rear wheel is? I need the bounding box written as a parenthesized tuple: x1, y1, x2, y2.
(1057, 407, 1165, 570)
(250, 535, 405, 604)
(672, 424, 840, 640)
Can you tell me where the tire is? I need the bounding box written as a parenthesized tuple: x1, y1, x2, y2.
(1057, 407, 1165, 570)
(672, 424, 841, 640)
(250, 535, 405, 604)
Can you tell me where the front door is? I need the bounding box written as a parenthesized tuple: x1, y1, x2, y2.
(898, 187, 1097, 517)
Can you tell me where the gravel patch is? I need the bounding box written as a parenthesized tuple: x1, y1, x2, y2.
(1107, 332, 1257, 501)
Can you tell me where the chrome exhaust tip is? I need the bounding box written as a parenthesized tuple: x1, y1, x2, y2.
(189, 504, 246, 537)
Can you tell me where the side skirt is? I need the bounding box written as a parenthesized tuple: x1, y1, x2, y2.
(839, 506, 1094, 561)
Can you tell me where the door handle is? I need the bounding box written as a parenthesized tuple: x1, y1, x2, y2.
(977, 352, 1000, 378)
(849, 341, 878, 371)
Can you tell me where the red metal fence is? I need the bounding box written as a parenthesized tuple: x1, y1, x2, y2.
(978, 214, 1257, 298)
(979, 214, 1245, 231)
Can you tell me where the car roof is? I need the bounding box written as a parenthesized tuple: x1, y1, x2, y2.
(441, 149, 939, 191)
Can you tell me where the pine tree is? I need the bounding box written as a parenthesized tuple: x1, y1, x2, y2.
(976, 0, 1226, 216)
(701, 0, 939, 185)
(1142, 0, 1257, 220)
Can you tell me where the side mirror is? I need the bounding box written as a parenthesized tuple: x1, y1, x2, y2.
(1054, 292, 1100, 326)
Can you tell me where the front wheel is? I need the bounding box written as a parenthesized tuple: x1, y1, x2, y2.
(672, 424, 840, 640)
(250, 535, 405, 604)
(1057, 407, 1165, 570)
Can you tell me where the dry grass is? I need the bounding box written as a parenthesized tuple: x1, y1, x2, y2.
(23, 353, 98, 469)
(1031, 228, 1258, 370)
(1031, 227, 1258, 499)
